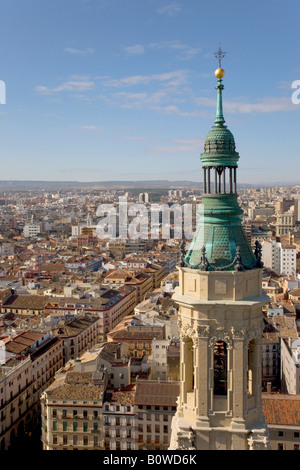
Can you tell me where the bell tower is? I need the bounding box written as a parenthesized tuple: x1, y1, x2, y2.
(169, 54, 271, 451)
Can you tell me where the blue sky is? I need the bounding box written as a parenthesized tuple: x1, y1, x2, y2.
(0, 0, 299, 184)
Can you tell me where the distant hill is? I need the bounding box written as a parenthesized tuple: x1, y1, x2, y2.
(0, 180, 297, 192)
(0, 180, 257, 191)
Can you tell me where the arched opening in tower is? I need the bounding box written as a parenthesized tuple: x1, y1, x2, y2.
(184, 337, 194, 392)
(247, 339, 255, 395)
(213, 341, 227, 395)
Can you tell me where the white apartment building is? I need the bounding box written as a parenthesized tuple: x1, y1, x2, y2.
(23, 222, 41, 238)
(262, 238, 296, 278)
(150, 339, 169, 380)
(102, 393, 136, 450)
(281, 337, 300, 395)
(261, 333, 280, 391)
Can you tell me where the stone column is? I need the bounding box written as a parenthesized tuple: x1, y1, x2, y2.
(232, 333, 247, 428)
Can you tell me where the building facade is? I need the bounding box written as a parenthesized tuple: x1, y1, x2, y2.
(262, 238, 297, 278)
(0, 331, 63, 450)
(281, 338, 300, 395)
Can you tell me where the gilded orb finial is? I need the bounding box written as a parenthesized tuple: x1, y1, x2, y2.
(215, 67, 225, 79)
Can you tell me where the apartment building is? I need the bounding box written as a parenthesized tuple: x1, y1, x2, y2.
(150, 339, 169, 381)
(0, 242, 14, 257)
(41, 364, 179, 451)
(262, 238, 296, 278)
(275, 211, 294, 237)
(281, 338, 300, 395)
(149, 338, 180, 382)
(104, 269, 153, 304)
(107, 324, 165, 360)
(0, 331, 63, 450)
(261, 333, 280, 391)
(41, 368, 107, 450)
(46, 285, 136, 340)
(23, 222, 41, 238)
(124, 257, 169, 289)
(102, 387, 136, 450)
(0, 293, 50, 316)
(41, 340, 135, 451)
(262, 394, 300, 450)
(65, 256, 103, 273)
(135, 379, 179, 450)
(73, 342, 132, 390)
(50, 313, 102, 363)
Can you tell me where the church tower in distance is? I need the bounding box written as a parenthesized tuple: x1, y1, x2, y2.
(169, 56, 271, 451)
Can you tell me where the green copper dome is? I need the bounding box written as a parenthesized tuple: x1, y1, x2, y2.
(201, 126, 239, 168)
(201, 77, 239, 168)
(184, 68, 260, 272)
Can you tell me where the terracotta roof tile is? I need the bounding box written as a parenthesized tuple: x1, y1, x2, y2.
(135, 380, 179, 407)
(262, 394, 300, 426)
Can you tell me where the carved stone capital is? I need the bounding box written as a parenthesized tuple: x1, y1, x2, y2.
(208, 326, 233, 349)
(247, 428, 271, 450)
(181, 324, 198, 347)
(231, 326, 247, 340)
(177, 430, 196, 450)
(197, 325, 210, 338)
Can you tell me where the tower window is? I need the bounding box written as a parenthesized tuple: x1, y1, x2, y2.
(248, 340, 255, 395)
(184, 338, 194, 393)
(213, 341, 227, 395)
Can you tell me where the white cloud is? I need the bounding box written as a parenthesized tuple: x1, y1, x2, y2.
(151, 105, 199, 117)
(156, 4, 182, 16)
(65, 47, 95, 56)
(35, 85, 52, 95)
(35, 79, 95, 95)
(149, 41, 202, 61)
(102, 70, 188, 88)
(123, 136, 149, 141)
(80, 125, 104, 132)
(104, 91, 166, 109)
(195, 96, 297, 114)
(124, 45, 145, 55)
(98, 70, 193, 115)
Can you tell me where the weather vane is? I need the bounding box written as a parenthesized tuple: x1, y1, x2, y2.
(214, 45, 226, 68)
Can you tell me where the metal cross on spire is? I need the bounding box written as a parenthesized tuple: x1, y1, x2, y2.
(214, 45, 226, 68)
